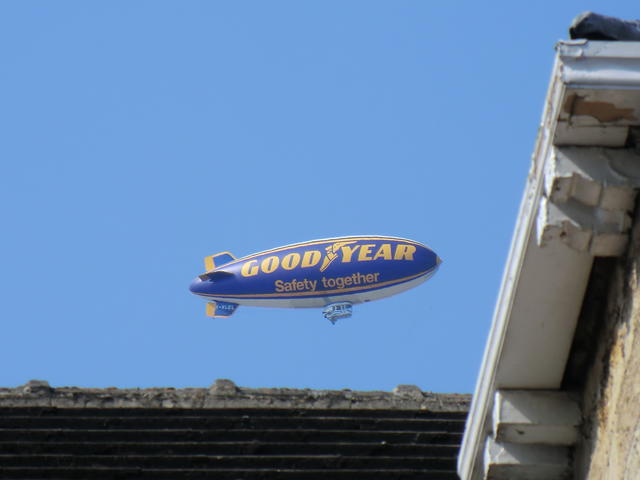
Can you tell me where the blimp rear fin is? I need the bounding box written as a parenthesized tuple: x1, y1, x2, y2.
(206, 301, 238, 318)
(204, 252, 236, 272)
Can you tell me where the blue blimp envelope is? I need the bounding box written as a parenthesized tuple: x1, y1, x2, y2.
(189, 236, 441, 323)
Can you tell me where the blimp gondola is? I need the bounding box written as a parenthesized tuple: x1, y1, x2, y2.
(189, 236, 441, 323)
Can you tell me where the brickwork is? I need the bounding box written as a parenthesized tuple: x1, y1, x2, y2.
(575, 208, 640, 479)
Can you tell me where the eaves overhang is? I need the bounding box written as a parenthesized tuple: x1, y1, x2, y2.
(458, 41, 640, 480)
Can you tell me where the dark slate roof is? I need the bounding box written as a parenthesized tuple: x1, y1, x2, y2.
(570, 12, 640, 41)
(0, 380, 470, 480)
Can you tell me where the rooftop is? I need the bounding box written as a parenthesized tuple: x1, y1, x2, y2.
(1, 380, 470, 479)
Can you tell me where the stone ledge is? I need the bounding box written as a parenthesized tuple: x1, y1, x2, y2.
(0, 379, 471, 412)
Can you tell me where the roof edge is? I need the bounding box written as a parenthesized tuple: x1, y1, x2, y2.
(457, 40, 639, 479)
(0, 379, 470, 412)
(457, 48, 568, 480)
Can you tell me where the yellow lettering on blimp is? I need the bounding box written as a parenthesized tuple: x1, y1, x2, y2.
(340, 244, 360, 262)
(357, 244, 375, 261)
(394, 244, 416, 260)
(281, 252, 300, 270)
(241, 260, 259, 277)
(261, 255, 279, 274)
(239, 243, 418, 277)
(301, 250, 321, 268)
(373, 243, 392, 260)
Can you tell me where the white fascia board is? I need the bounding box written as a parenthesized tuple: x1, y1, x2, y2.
(558, 40, 640, 88)
(458, 40, 640, 480)
(458, 54, 571, 479)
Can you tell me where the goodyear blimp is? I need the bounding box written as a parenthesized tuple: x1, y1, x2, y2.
(189, 236, 441, 323)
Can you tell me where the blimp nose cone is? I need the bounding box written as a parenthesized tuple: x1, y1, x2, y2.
(189, 277, 205, 295)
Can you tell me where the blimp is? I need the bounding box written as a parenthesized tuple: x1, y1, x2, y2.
(189, 236, 441, 323)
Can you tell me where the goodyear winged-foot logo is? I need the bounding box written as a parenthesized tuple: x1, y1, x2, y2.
(319, 241, 357, 272)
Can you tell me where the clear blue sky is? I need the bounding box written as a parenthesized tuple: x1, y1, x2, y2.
(1, 2, 635, 393)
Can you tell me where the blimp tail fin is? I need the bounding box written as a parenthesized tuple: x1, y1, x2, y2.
(204, 252, 236, 272)
(206, 301, 238, 318)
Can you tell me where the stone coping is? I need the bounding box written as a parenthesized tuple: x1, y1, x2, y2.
(0, 379, 471, 412)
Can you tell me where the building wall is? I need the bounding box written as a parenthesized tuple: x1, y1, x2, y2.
(576, 208, 640, 479)
(0, 381, 470, 479)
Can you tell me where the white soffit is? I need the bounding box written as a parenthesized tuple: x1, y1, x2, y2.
(458, 40, 640, 480)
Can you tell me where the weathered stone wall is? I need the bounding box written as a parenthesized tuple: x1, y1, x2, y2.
(0, 379, 470, 411)
(575, 207, 640, 479)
